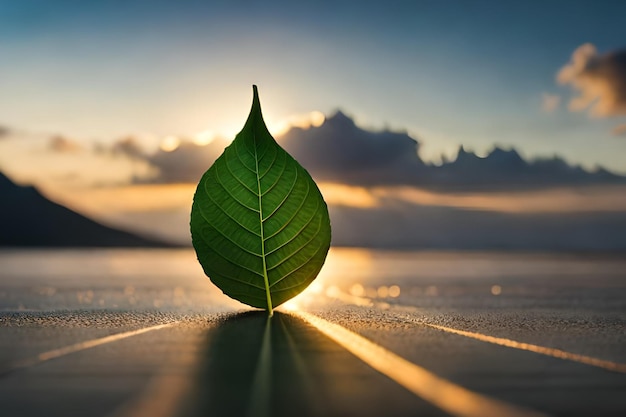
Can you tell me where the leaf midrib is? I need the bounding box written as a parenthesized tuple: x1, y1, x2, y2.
(254, 132, 274, 315)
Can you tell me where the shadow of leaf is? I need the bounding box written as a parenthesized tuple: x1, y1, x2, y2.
(180, 311, 325, 417)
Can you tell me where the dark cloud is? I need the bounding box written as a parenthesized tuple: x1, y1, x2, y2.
(558, 43, 626, 117)
(110, 112, 427, 186)
(110, 136, 147, 159)
(48, 135, 83, 153)
(281, 111, 426, 185)
(429, 146, 625, 191)
(145, 138, 230, 183)
(281, 113, 625, 190)
(98, 135, 230, 183)
(105, 112, 626, 190)
(0, 126, 10, 138)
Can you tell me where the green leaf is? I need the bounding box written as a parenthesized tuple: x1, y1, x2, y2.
(190, 85, 331, 314)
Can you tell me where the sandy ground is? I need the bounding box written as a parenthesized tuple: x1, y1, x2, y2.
(1, 249, 625, 416)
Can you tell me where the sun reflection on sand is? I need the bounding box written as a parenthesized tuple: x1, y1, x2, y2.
(294, 311, 548, 417)
(277, 248, 375, 311)
(491, 285, 502, 295)
(276, 248, 414, 313)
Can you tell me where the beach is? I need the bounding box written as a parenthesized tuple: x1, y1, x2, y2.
(1, 248, 625, 416)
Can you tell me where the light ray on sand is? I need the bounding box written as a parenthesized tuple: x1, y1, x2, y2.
(1, 322, 178, 377)
(327, 288, 626, 374)
(294, 311, 548, 417)
(420, 321, 626, 374)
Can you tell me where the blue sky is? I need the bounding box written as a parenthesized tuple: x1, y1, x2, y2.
(1, 0, 626, 171)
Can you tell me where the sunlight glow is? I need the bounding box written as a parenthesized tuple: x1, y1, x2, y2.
(277, 273, 328, 312)
(307, 281, 324, 294)
(58, 184, 196, 213)
(0, 136, 158, 189)
(309, 111, 325, 127)
(268, 120, 291, 137)
(316, 248, 375, 285)
(269, 110, 327, 137)
(160, 136, 180, 152)
(193, 130, 215, 146)
(318, 183, 379, 208)
(280, 299, 300, 311)
(371, 185, 626, 213)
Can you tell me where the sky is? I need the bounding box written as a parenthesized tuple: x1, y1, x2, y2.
(1, 0, 626, 247)
(1, 0, 626, 168)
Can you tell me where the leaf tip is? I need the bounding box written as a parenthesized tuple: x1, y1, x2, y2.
(252, 85, 260, 112)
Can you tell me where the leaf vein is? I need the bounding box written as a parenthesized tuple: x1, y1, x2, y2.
(264, 177, 313, 241)
(265, 196, 320, 256)
(225, 152, 259, 196)
(233, 138, 258, 174)
(262, 168, 299, 222)
(203, 184, 262, 238)
(196, 230, 264, 277)
(259, 145, 279, 179)
(260, 151, 288, 196)
(266, 215, 323, 271)
(212, 164, 260, 213)
(269, 240, 328, 288)
(196, 205, 262, 257)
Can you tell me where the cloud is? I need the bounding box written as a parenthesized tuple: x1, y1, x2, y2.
(110, 136, 147, 159)
(92, 135, 230, 184)
(282, 113, 625, 190)
(106, 111, 625, 190)
(541, 93, 561, 112)
(48, 135, 83, 153)
(612, 124, 626, 136)
(144, 138, 230, 183)
(281, 110, 426, 186)
(0, 126, 10, 138)
(557, 43, 626, 117)
(122, 112, 428, 186)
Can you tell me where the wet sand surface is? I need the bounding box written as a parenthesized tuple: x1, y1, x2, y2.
(1, 249, 625, 417)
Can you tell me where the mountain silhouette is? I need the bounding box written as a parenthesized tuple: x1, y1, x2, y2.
(0, 171, 173, 247)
